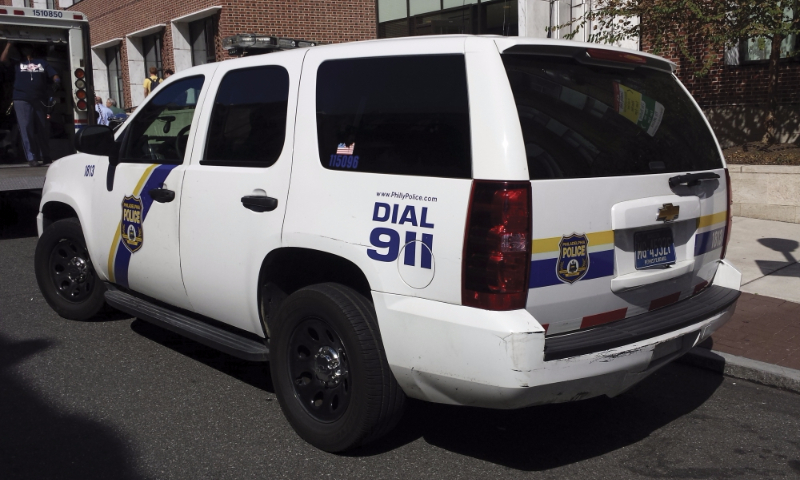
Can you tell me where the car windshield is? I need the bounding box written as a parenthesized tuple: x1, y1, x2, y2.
(502, 54, 723, 180)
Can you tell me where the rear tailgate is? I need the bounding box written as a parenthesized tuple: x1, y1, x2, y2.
(500, 43, 729, 336)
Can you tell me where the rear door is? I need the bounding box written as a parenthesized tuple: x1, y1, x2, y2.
(498, 42, 729, 336)
(179, 53, 301, 336)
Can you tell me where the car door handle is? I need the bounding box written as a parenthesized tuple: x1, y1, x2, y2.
(149, 188, 175, 203)
(241, 195, 278, 212)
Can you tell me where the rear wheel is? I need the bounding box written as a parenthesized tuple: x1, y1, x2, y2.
(270, 283, 405, 452)
(34, 218, 106, 320)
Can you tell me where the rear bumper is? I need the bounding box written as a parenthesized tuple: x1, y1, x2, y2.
(374, 260, 741, 409)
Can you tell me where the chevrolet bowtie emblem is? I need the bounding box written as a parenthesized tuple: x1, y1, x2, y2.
(657, 203, 680, 222)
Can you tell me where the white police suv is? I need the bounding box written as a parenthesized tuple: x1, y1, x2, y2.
(34, 36, 741, 452)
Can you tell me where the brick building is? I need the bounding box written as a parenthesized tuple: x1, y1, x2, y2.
(3, 0, 796, 144)
(641, 35, 800, 146)
(3, 0, 377, 110)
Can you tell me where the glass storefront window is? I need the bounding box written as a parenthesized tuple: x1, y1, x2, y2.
(377, 0, 518, 39)
(443, 0, 478, 7)
(409, 0, 441, 16)
(378, 0, 407, 22)
(482, 0, 517, 36)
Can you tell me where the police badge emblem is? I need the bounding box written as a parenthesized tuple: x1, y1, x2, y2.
(121, 195, 144, 253)
(556, 233, 589, 284)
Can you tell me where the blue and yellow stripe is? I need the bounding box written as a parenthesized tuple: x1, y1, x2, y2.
(529, 211, 728, 289)
(529, 230, 615, 288)
(107, 164, 178, 288)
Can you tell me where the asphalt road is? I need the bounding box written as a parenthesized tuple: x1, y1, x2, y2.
(1, 196, 799, 480)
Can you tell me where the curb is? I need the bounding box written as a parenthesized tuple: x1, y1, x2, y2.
(680, 347, 800, 394)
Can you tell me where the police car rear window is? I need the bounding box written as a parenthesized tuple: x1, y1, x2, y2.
(502, 55, 723, 180)
(316, 55, 471, 179)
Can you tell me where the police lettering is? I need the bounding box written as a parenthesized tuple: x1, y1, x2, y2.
(368, 202, 434, 266)
(123, 203, 141, 224)
(562, 245, 585, 257)
(372, 202, 434, 228)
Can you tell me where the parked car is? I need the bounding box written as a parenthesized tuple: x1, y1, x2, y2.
(34, 36, 741, 452)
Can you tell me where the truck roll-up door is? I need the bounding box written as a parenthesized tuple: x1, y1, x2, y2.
(0, 25, 69, 43)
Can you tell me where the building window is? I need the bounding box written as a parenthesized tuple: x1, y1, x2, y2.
(189, 16, 216, 66)
(377, 0, 516, 38)
(740, 8, 797, 63)
(142, 33, 163, 78)
(741, 35, 798, 62)
(106, 45, 125, 109)
(47, 0, 56, 9)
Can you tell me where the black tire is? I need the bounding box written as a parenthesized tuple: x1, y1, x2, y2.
(270, 283, 406, 452)
(34, 217, 106, 320)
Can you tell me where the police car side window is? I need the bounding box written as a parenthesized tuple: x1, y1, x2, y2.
(316, 55, 471, 179)
(120, 75, 205, 164)
(202, 66, 290, 168)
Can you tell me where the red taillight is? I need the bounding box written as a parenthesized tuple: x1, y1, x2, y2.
(721, 168, 733, 259)
(76, 99, 87, 110)
(587, 48, 647, 65)
(75, 89, 86, 99)
(13, 9, 24, 15)
(74, 68, 85, 79)
(0, 9, 8, 14)
(73, 14, 83, 20)
(462, 180, 532, 311)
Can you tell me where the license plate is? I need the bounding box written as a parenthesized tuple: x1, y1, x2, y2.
(634, 228, 676, 270)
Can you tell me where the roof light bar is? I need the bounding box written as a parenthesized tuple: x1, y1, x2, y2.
(223, 34, 317, 55)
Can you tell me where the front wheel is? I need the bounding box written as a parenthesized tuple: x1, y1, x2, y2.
(270, 283, 406, 452)
(34, 217, 106, 320)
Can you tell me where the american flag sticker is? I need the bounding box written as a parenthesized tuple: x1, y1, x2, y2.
(336, 142, 355, 155)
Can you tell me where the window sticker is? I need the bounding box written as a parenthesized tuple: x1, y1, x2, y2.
(329, 142, 359, 169)
(336, 142, 355, 154)
(613, 82, 665, 137)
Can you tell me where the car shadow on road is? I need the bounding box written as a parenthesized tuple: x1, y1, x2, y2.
(350, 362, 724, 471)
(0, 332, 151, 480)
(130, 319, 274, 394)
(0, 191, 40, 240)
(128, 317, 723, 472)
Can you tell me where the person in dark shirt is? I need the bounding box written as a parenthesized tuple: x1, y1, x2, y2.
(1, 42, 60, 166)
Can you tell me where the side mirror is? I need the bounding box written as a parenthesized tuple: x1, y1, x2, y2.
(75, 126, 120, 165)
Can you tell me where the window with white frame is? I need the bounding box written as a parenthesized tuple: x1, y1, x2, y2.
(142, 33, 164, 78)
(106, 45, 125, 109)
(189, 16, 216, 66)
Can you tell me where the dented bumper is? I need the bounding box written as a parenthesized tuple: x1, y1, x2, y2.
(373, 260, 741, 409)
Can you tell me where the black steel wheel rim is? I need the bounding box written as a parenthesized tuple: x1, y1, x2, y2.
(287, 316, 351, 423)
(48, 237, 95, 303)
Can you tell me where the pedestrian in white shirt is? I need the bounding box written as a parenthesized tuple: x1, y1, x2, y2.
(94, 96, 112, 126)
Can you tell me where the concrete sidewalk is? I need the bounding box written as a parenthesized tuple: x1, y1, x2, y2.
(683, 216, 800, 392)
(726, 217, 800, 303)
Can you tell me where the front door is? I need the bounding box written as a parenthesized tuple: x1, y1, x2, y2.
(92, 74, 211, 310)
(179, 56, 300, 335)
